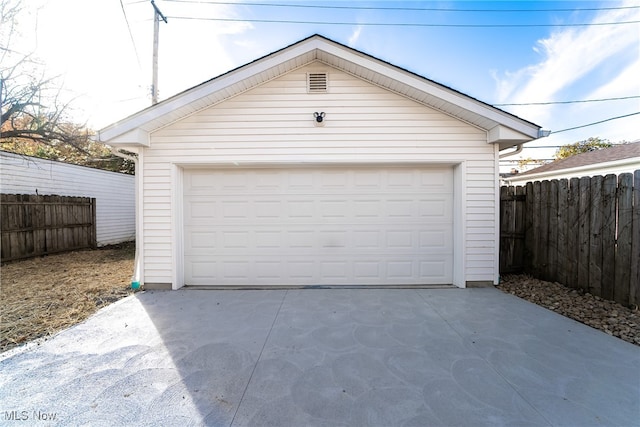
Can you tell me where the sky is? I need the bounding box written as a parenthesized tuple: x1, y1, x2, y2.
(4, 0, 640, 171)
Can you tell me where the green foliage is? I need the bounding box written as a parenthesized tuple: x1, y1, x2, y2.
(554, 137, 612, 160)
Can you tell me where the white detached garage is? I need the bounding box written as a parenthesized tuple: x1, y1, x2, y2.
(98, 35, 541, 290)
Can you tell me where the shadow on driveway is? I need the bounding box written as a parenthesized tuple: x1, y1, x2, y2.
(0, 288, 638, 426)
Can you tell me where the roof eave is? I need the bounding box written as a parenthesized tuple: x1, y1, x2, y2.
(98, 34, 541, 145)
(509, 157, 640, 183)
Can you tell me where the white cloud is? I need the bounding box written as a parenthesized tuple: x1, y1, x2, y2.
(494, 4, 640, 127)
(348, 26, 363, 46)
(495, 2, 640, 169)
(585, 57, 640, 100)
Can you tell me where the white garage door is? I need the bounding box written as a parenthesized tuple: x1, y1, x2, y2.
(183, 166, 453, 286)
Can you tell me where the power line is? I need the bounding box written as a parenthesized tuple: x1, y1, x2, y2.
(552, 112, 640, 134)
(495, 95, 640, 106)
(504, 143, 630, 149)
(165, 15, 640, 28)
(119, 0, 143, 72)
(499, 159, 555, 162)
(162, 1, 640, 13)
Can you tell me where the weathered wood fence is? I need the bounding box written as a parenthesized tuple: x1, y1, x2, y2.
(1, 194, 97, 262)
(500, 171, 639, 307)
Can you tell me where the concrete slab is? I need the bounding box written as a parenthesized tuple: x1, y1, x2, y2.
(0, 288, 638, 426)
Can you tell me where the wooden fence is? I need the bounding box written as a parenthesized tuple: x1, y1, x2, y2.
(500, 171, 639, 307)
(1, 194, 97, 262)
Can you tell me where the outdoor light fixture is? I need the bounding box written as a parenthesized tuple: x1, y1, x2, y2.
(314, 112, 325, 123)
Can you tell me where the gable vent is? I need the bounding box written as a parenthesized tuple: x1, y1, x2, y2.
(308, 73, 328, 93)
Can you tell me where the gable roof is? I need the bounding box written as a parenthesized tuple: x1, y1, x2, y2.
(98, 34, 541, 149)
(516, 141, 640, 178)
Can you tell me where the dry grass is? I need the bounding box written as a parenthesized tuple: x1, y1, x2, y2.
(0, 243, 135, 353)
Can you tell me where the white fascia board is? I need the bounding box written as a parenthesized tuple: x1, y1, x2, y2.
(318, 40, 540, 138)
(99, 128, 150, 146)
(488, 125, 536, 147)
(98, 36, 539, 143)
(98, 40, 322, 142)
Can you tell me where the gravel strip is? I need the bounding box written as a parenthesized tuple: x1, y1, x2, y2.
(498, 274, 640, 347)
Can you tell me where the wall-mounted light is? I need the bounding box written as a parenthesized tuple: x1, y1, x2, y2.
(314, 112, 325, 123)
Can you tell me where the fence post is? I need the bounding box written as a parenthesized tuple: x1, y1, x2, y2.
(524, 182, 535, 274)
(577, 177, 591, 292)
(91, 198, 97, 249)
(615, 173, 633, 305)
(515, 185, 526, 273)
(601, 174, 617, 300)
(567, 178, 580, 288)
(631, 170, 640, 307)
(537, 181, 550, 280)
(588, 175, 604, 297)
(556, 179, 569, 286)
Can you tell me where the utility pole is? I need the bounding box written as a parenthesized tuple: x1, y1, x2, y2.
(151, 0, 167, 105)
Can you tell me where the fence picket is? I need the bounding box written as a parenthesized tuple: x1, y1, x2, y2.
(615, 174, 633, 305)
(514, 185, 526, 273)
(588, 175, 603, 297)
(539, 181, 551, 280)
(631, 170, 640, 307)
(1, 194, 97, 262)
(501, 170, 638, 308)
(601, 175, 617, 300)
(524, 182, 535, 273)
(499, 186, 513, 273)
(548, 180, 559, 281)
(577, 177, 591, 291)
(566, 178, 581, 289)
(556, 179, 569, 286)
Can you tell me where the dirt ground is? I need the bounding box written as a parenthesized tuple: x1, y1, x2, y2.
(2, 245, 637, 353)
(1, 243, 135, 353)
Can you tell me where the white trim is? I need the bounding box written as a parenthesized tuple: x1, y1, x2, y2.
(171, 164, 185, 290)
(488, 125, 533, 144)
(174, 160, 464, 288)
(453, 162, 466, 288)
(136, 150, 145, 287)
(507, 156, 640, 185)
(317, 40, 539, 139)
(99, 42, 318, 141)
(493, 144, 500, 285)
(104, 128, 150, 146)
(98, 36, 540, 145)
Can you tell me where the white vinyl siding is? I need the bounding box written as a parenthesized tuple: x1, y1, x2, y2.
(0, 151, 135, 246)
(142, 63, 494, 286)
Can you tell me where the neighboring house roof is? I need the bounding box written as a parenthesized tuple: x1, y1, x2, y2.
(98, 34, 541, 150)
(508, 141, 640, 184)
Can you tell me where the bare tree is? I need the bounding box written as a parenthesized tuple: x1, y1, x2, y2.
(0, 0, 134, 174)
(1, 1, 88, 148)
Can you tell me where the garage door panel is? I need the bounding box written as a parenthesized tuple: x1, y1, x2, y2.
(187, 232, 217, 249)
(184, 254, 452, 285)
(185, 195, 451, 223)
(185, 226, 451, 254)
(184, 167, 453, 286)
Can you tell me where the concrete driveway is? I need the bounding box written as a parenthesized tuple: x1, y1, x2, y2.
(1, 288, 638, 426)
